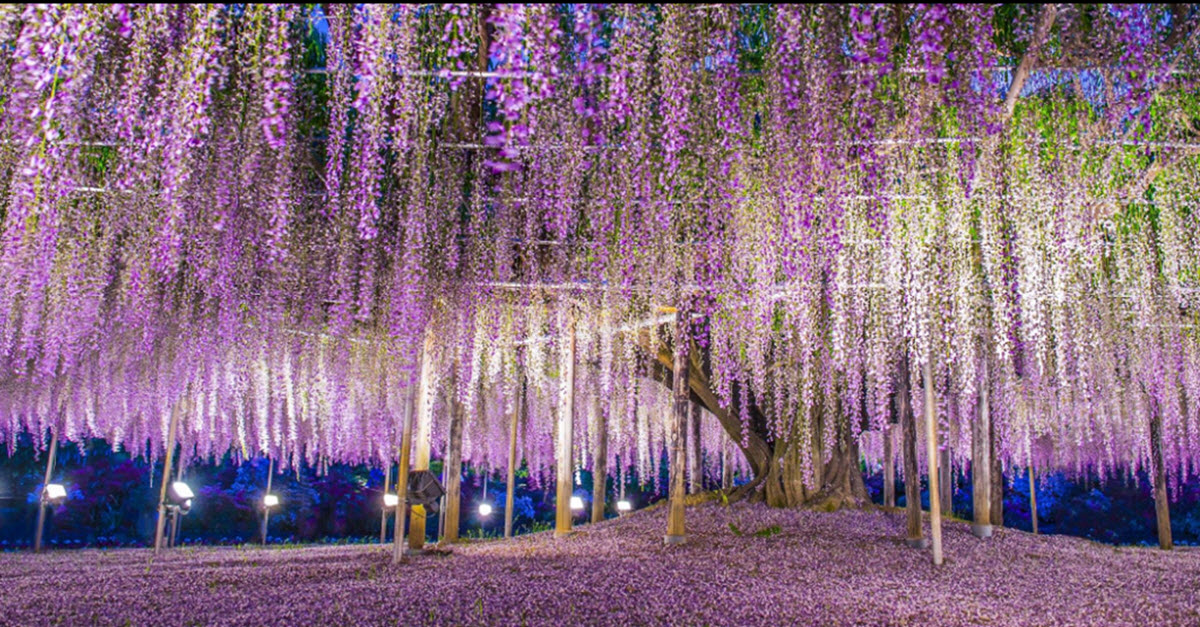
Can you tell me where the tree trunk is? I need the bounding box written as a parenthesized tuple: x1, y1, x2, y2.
(899, 354, 925, 547)
(555, 314, 577, 538)
(971, 365, 993, 538)
(505, 376, 523, 538)
(666, 312, 689, 544)
(883, 424, 895, 508)
(591, 390, 607, 524)
(1149, 402, 1172, 550)
(442, 369, 464, 543)
(408, 329, 436, 553)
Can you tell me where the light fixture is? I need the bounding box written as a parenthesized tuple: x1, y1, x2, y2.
(383, 493, 400, 508)
(168, 481, 194, 504)
(43, 483, 67, 502)
(569, 496, 585, 511)
(617, 499, 632, 513)
(263, 493, 280, 508)
(478, 503, 493, 517)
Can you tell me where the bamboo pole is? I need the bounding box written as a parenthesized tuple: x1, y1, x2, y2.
(555, 313, 577, 538)
(923, 358, 944, 566)
(666, 311, 690, 544)
(971, 360, 993, 538)
(591, 385, 608, 524)
(33, 428, 59, 553)
(393, 384, 417, 563)
(443, 368, 464, 543)
(153, 403, 182, 555)
(408, 329, 437, 554)
(504, 376, 524, 539)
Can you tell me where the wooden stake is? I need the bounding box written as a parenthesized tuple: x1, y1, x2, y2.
(971, 361, 993, 538)
(555, 313, 577, 538)
(443, 368, 464, 543)
(665, 311, 690, 544)
(504, 376, 524, 539)
(883, 424, 895, 508)
(33, 428, 59, 554)
(154, 403, 181, 555)
(1149, 403, 1172, 549)
(591, 386, 608, 524)
(408, 329, 437, 554)
(393, 383, 416, 563)
(898, 353, 924, 548)
(923, 358, 944, 566)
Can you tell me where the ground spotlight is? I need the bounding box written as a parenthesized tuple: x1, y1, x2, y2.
(42, 483, 67, 503)
(263, 493, 280, 508)
(617, 499, 633, 513)
(478, 502, 493, 517)
(383, 493, 400, 508)
(569, 496, 585, 511)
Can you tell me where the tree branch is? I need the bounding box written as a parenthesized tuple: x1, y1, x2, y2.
(1003, 5, 1059, 120)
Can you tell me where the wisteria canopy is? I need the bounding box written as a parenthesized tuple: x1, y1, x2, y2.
(1, 4, 1199, 507)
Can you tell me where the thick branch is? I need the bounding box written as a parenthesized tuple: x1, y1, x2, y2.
(1003, 5, 1059, 119)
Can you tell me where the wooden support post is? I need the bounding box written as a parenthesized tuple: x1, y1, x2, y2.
(591, 389, 608, 524)
(1028, 465, 1039, 535)
(393, 384, 416, 562)
(555, 314, 578, 538)
(923, 358, 944, 566)
(940, 444, 952, 516)
(380, 463, 391, 544)
(504, 376, 524, 539)
(33, 428, 59, 553)
(883, 424, 895, 508)
(665, 311, 690, 545)
(971, 364, 993, 538)
(688, 403, 701, 494)
(153, 403, 181, 555)
(408, 329, 437, 554)
(443, 368, 464, 543)
(898, 354, 925, 548)
(1150, 402, 1172, 549)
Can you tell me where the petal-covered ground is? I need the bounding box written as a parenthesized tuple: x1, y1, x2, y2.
(2, 502, 1198, 626)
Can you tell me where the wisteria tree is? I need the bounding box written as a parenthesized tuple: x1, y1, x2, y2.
(0, 5, 1198, 547)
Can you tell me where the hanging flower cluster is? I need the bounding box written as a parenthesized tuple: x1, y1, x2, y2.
(0, 5, 1198, 497)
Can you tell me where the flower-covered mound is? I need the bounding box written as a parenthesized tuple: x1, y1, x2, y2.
(2, 503, 1198, 626)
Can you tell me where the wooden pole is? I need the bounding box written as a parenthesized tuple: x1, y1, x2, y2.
(688, 403, 702, 494)
(380, 463, 391, 544)
(971, 361, 993, 538)
(882, 424, 895, 508)
(591, 386, 608, 524)
(1150, 401, 1172, 549)
(170, 451, 186, 547)
(443, 367, 464, 543)
(408, 329, 437, 554)
(33, 428, 59, 553)
(666, 311, 690, 544)
(504, 376, 524, 538)
(989, 415, 1004, 527)
(393, 384, 416, 562)
(923, 358, 944, 566)
(721, 431, 733, 490)
(555, 313, 577, 538)
(898, 353, 925, 548)
(153, 403, 181, 555)
(940, 441, 952, 516)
